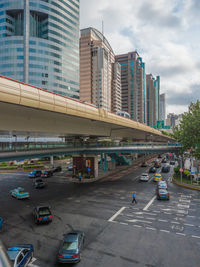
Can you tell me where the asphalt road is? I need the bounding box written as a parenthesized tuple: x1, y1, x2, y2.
(0, 162, 200, 267)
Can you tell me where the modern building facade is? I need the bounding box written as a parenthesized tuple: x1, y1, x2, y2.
(146, 74, 160, 126)
(159, 93, 166, 121)
(80, 27, 121, 112)
(116, 51, 146, 123)
(166, 113, 178, 128)
(0, 0, 80, 99)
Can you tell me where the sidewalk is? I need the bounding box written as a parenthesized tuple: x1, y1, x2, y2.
(69, 155, 157, 183)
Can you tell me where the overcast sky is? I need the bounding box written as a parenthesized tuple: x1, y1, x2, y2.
(80, 0, 200, 115)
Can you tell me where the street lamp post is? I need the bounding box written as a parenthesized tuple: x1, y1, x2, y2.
(179, 155, 183, 183)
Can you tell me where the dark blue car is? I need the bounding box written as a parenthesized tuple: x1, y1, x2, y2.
(7, 244, 34, 267)
(29, 170, 42, 178)
(57, 231, 85, 264)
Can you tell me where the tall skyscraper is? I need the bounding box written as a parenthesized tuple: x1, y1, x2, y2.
(0, 0, 80, 99)
(146, 74, 160, 126)
(116, 51, 146, 123)
(80, 27, 121, 112)
(159, 93, 166, 121)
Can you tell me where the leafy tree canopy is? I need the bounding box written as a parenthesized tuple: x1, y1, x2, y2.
(173, 100, 200, 159)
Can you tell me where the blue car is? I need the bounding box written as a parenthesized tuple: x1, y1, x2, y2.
(7, 244, 34, 267)
(57, 231, 85, 264)
(29, 170, 42, 178)
(10, 187, 30, 200)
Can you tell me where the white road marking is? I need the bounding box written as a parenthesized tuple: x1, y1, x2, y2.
(28, 258, 40, 267)
(160, 230, 170, 233)
(176, 233, 186, 236)
(127, 219, 152, 224)
(146, 227, 156, 230)
(164, 212, 172, 215)
(108, 207, 126, 222)
(184, 223, 194, 227)
(187, 215, 195, 218)
(179, 199, 191, 203)
(143, 196, 156, 211)
(177, 204, 190, 209)
(158, 219, 168, 222)
(144, 212, 157, 216)
(135, 216, 144, 219)
(133, 224, 142, 228)
(181, 195, 192, 198)
(192, 235, 200, 239)
(120, 222, 128, 225)
(153, 211, 161, 213)
(171, 221, 180, 224)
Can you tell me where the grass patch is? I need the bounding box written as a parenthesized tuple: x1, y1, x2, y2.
(173, 174, 200, 187)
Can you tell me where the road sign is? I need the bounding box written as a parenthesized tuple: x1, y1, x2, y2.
(179, 168, 183, 172)
(191, 171, 195, 175)
(88, 167, 91, 172)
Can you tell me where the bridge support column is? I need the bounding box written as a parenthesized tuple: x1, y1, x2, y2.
(100, 153, 103, 169)
(72, 154, 99, 178)
(50, 156, 54, 165)
(104, 153, 107, 172)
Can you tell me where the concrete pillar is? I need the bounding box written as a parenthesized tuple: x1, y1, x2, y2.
(104, 153, 107, 172)
(50, 156, 54, 165)
(100, 153, 103, 169)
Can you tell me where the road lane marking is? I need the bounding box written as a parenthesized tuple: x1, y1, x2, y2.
(187, 215, 195, 218)
(158, 219, 168, 222)
(160, 230, 170, 233)
(108, 207, 126, 222)
(143, 196, 156, 211)
(184, 223, 194, 226)
(127, 219, 152, 224)
(176, 233, 186, 236)
(171, 221, 180, 224)
(120, 222, 128, 225)
(133, 225, 142, 228)
(146, 227, 156, 230)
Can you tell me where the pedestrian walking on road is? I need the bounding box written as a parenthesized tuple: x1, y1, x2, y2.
(132, 192, 137, 204)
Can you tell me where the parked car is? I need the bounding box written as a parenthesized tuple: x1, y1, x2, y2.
(154, 173, 162, 182)
(149, 167, 156, 173)
(7, 244, 34, 266)
(34, 179, 46, 189)
(156, 188, 170, 200)
(157, 180, 168, 190)
(33, 206, 52, 224)
(10, 187, 29, 200)
(170, 161, 175, 165)
(161, 166, 170, 173)
(28, 170, 42, 178)
(41, 170, 53, 178)
(57, 231, 85, 264)
(51, 166, 62, 173)
(139, 173, 150, 182)
(141, 162, 147, 167)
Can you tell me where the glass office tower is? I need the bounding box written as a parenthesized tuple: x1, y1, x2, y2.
(0, 0, 80, 99)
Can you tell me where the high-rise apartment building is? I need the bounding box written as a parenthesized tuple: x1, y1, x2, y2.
(80, 27, 121, 112)
(146, 74, 160, 126)
(159, 93, 166, 121)
(0, 0, 80, 99)
(116, 51, 146, 123)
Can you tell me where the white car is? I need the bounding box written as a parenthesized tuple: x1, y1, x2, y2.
(139, 173, 150, 182)
(158, 180, 168, 189)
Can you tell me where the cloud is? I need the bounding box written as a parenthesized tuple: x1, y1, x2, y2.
(80, 0, 200, 115)
(167, 83, 200, 105)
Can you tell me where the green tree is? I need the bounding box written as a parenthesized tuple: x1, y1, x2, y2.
(173, 100, 200, 160)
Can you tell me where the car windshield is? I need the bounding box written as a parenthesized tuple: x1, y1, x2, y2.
(159, 190, 167, 194)
(38, 207, 51, 216)
(62, 241, 77, 251)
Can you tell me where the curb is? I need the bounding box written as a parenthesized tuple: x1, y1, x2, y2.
(172, 178, 200, 191)
(0, 168, 44, 173)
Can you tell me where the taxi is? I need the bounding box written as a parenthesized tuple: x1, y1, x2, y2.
(154, 173, 162, 182)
